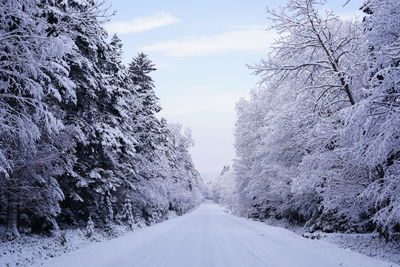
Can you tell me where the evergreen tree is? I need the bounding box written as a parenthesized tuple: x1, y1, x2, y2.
(39, 0, 125, 226)
(0, 0, 204, 238)
(0, 0, 76, 238)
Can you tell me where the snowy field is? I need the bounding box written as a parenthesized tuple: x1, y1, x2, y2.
(27, 202, 397, 267)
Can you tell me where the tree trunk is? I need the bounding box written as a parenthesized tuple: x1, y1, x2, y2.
(341, 79, 356, 105)
(384, 226, 390, 243)
(6, 202, 20, 239)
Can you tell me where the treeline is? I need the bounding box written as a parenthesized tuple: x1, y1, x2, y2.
(0, 0, 204, 239)
(217, 0, 399, 239)
(207, 166, 236, 212)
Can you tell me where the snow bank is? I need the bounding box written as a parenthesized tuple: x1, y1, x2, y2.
(0, 225, 130, 266)
(303, 232, 400, 265)
(264, 217, 400, 265)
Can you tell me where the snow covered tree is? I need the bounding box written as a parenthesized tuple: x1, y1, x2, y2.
(85, 216, 95, 238)
(234, 87, 297, 220)
(336, 0, 400, 237)
(127, 53, 162, 161)
(36, 0, 128, 226)
(117, 198, 135, 229)
(0, 0, 76, 238)
(208, 165, 237, 212)
(0, 0, 204, 237)
(232, 0, 399, 238)
(165, 123, 204, 215)
(255, 0, 364, 111)
(296, 0, 400, 234)
(232, 0, 371, 231)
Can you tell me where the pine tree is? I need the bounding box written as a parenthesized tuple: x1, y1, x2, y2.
(118, 198, 135, 229)
(128, 53, 162, 159)
(85, 216, 95, 238)
(0, 0, 204, 237)
(40, 0, 125, 226)
(0, 0, 74, 238)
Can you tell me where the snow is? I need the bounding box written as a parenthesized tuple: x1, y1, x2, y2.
(305, 232, 400, 265)
(36, 202, 397, 267)
(0, 225, 132, 266)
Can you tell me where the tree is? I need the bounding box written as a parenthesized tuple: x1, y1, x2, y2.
(208, 165, 237, 212)
(165, 123, 204, 215)
(232, 0, 400, 238)
(233, 0, 375, 231)
(85, 216, 95, 238)
(117, 198, 135, 229)
(0, 0, 205, 237)
(234, 87, 297, 220)
(0, 0, 75, 238)
(40, 0, 127, 226)
(339, 0, 400, 238)
(128, 53, 162, 161)
(254, 0, 362, 109)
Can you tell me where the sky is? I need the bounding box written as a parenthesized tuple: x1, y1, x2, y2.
(103, 0, 362, 176)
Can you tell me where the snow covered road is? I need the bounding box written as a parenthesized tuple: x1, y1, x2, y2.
(39, 202, 396, 267)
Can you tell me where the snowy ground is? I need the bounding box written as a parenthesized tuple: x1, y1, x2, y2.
(263, 217, 400, 265)
(0, 225, 131, 266)
(30, 202, 397, 267)
(304, 232, 400, 265)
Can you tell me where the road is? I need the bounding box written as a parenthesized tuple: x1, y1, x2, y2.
(39, 202, 396, 267)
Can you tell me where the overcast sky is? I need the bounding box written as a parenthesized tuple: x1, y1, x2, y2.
(104, 0, 362, 175)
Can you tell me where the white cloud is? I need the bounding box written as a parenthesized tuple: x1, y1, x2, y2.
(142, 26, 278, 57)
(105, 11, 180, 35)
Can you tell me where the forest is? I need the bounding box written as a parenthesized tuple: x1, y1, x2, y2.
(0, 0, 204, 239)
(1, 0, 400, 265)
(210, 0, 400, 241)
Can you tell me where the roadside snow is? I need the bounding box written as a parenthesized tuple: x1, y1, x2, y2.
(305, 232, 400, 265)
(263, 217, 400, 265)
(0, 225, 131, 266)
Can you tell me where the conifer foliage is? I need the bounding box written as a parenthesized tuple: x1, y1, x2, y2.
(0, 0, 203, 239)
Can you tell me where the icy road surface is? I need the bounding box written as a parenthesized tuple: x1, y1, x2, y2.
(39, 202, 396, 267)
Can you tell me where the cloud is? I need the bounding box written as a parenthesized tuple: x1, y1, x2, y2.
(142, 26, 277, 57)
(105, 12, 180, 35)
